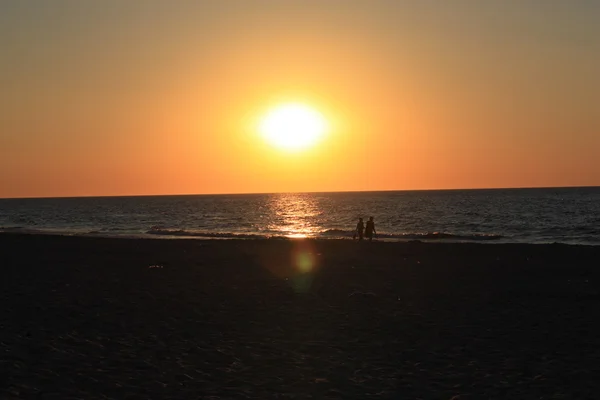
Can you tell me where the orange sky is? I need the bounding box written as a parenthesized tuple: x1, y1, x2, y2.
(1, 1, 599, 198)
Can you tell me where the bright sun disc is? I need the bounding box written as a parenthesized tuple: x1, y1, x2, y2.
(259, 104, 327, 151)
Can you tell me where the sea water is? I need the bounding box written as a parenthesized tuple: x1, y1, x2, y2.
(1, 187, 599, 245)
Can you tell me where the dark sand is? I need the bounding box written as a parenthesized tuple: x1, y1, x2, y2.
(1, 234, 599, 399)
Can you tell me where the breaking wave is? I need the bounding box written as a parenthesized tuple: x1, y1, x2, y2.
(147, 228, 264, 239)
(146, 227, 503, 241)
(320, 229, 503, 241)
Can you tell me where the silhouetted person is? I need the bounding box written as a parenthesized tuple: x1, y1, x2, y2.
(355, 218, 364, 241)
(365, 216, 376, 241)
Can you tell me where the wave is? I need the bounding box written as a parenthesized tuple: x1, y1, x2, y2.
(0, 226, 26, 232)
(0, 226, 76, 236)
(147, 228, 264, 239)
(320, 229, 351, 237)
(320, 229, 503, 241)
(86, 227, 130, 234)
(3, 225, 504, 242)
(401, 232, 503, 241)
(146, 227, 503, 241)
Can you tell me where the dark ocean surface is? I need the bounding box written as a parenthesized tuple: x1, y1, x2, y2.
(1, 187, 599, 245)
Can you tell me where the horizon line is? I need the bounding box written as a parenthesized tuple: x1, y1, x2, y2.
(1, 184, 599, 200)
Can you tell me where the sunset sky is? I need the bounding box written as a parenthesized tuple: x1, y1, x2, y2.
(1, 1, 598, 198)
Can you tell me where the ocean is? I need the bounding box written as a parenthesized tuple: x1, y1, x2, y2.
(1, 187, 599, 245)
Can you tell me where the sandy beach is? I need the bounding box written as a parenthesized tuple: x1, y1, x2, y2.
(1, 234, 599, 399)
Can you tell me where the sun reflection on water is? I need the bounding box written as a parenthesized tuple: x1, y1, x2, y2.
(265, 193, 322, 238)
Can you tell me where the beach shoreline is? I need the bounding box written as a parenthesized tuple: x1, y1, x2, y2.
(2, 233, 599, 398)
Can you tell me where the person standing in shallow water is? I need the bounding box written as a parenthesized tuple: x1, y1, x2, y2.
(355, 217, 364, 241)
(365, 216, 376, 241)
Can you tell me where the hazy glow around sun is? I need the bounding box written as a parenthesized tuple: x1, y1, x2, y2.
(259, 103, 328, 151)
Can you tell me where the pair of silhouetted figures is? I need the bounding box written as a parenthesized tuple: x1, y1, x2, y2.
(354, 217, 376, 241)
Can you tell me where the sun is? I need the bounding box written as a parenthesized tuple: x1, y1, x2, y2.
(259, 103, 328, 151)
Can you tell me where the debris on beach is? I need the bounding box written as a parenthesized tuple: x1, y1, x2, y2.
(348, 291, 377, 297)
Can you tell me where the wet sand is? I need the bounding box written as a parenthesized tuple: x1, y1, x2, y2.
(1, 233, 599, 399)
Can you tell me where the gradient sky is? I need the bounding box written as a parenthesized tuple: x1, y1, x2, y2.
(1, 1, 599, 198)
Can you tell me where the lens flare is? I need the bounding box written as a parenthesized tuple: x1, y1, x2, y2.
(295, 250, 314, 273)
(289, 240, 319, 293)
